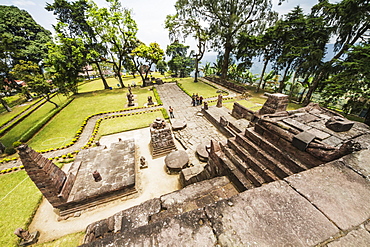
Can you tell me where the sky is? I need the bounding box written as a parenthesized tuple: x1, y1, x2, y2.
(2, 0, 321, 52)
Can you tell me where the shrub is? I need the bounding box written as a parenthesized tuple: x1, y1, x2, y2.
(5, 147, 16, 155)
(12, 141, 22, 148)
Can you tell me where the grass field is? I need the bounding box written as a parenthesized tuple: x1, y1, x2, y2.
(96, 110, 164, 140)
(27, 87, 155, 151)
(176, 77, 227, 99)
(0, 101, 34, 127)
(0, 95, 69, 149)
(33, 232, 84, 247)
(0, 171, 42, 247)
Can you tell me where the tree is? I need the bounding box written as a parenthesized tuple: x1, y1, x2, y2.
(131, 43, 164, 86)
(0, 5, 52, 111)
(165, 14, 207, 82)
(166, 41, 194, 78)
(45, 31, 87, 95)
(46, 0, 110, 89)
(11, 60, 59, 108)
(156, 60, 168, 75)
(87, 0, 139, 88)
(175, 0, 275, 80)
(322, 43, 370, 125)
(303, 0, 370, 105)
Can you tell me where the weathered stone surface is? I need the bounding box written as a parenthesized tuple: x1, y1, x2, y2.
(292, 131, 316, 151)
(165, 150, 189, 173)
(307, 128, 331, 140)
(259, 93, 288, 115)
(341, 149, 370, 180)
(171, 119, 187, 130)
(283, 118, 312, 131)
(322, 135, 343, 147)
(325, 116, 355, 132)
(196, 141, 210, 161)
(285, 161, 370, 230)
(327, 227, 370, 247)
(205, 180, 338, 246)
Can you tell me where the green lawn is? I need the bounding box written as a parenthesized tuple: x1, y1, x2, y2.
(96, 110, 164, 140)
(28, 87, 155, 151)
(177, 77, 227, 99)
(33, 232, 84, 247)
(0, 101, 34, 127)
(0, 95, 69, 149)
(0, 94, 27, 114)
(0, 171, 42, 247)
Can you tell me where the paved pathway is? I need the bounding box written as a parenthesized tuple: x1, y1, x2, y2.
(156, 83, 228, 165)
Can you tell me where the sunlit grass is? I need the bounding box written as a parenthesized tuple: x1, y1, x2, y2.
(176, 77, 225, 98)
(96, 111, 163, 140)
(0, 171, 42, 247)
(33, 232, 85, 247)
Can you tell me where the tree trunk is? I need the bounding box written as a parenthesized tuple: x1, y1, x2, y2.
(194, 58, 199, 82)
(221, 41, 232, 80)
(95, 62, 109, 89)
(256, 59, 269, 93)
(302, 71, 323, 106)
(278, 62, 292, 93)
(113, 62, 124, 88)
(365, 105, 370, 126)
(0, 97, 11, 112)
(288, 71, 298, 101)
(45, 94, 59, 108)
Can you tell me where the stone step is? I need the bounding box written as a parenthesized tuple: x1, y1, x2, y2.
(244, 127, 310, 172)
(234, 133, 294, 179)
(227, 139, 277, 184)
(218, 152, 256, 191)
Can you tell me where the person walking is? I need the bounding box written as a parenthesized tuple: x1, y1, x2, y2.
(169, 106, 175, 118)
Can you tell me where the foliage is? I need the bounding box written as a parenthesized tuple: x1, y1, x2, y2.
(152, 87, 163, 105)
(131, 42, 165, 86)
(322, 43, 370, 125)
(156, 60, 168, 75)
(166, 41, 194, 78)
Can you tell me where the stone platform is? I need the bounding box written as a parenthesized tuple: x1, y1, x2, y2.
(61, 140, 137, 215)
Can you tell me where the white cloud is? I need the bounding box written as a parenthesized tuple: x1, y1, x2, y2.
(12, 0, 36, 6)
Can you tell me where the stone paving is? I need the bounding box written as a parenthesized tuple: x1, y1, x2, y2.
(156, 82, 234, 166)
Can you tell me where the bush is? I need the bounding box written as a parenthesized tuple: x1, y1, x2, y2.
(5, 147, 16, 155)
(13, 141, 22, 148)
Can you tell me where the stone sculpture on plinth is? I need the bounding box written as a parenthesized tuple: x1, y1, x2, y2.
(216, 94, 223, 108)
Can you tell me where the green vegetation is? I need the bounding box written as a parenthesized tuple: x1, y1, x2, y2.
(0, 95, 69, 149)
(96, 110, 163, 139)
(28, 86, 155, 151)
(0, 171, 42, 247)
(33, 232, 84, 247)
(0, 100, 32, 125)
(176, 77, 228, 98)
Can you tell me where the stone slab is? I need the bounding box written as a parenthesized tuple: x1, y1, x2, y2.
(165, 150, 189, 172)
(307, 128, 331, 140)
(292, 131, 316, 151)
(322, 135, 343, 147)
(327, 227, 370, 247)
(285, 161, 370, 230)
(341, 149, 370, 180)
(325, 116, 355, 132)
(205, 180, 338, 246)
(283, 118, 312, 131)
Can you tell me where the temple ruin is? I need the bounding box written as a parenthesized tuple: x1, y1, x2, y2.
(18, 139, 137, 217)
(80, 93, 370, 246)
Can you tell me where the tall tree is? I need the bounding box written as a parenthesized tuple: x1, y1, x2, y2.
(175, 0, 274, 80)
(322, 43, 370, 125)
(46, 0, 110, 89)
(165, 14, 207, 82)
(303, 0, 370, 105)
(87, 0, 139, 88)
(0, 5, 51, 111)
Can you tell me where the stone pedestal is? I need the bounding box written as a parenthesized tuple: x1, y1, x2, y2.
(165, 150, 189, 174)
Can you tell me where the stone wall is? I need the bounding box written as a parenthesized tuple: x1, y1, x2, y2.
(203, 76, 246, 94)
(231, 102, 256, 120)
(258, 93, 288, 115)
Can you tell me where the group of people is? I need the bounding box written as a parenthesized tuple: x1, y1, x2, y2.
(191, 93, 203, 106)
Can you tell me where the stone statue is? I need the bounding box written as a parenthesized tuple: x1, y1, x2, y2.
(140, 156, 148, 169)
(152, 118, 166, 129)
(147, 96, 154, 105)
(14, 228, 39, 245)
(128, 85, 132, 94)
(127, 93, 134, 106)
(216, 94, 223, 108)
(14, 228, 31, 241)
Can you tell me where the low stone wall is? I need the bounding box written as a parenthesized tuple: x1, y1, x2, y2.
(204, 76, 246, 94)
(231, 102, 256, 120)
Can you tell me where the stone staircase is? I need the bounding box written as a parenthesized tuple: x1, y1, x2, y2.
(80, 176, 238, 246)
(217, 126, 313, 191)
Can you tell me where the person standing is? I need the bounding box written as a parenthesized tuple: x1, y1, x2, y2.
(169, 106, 175, 118)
